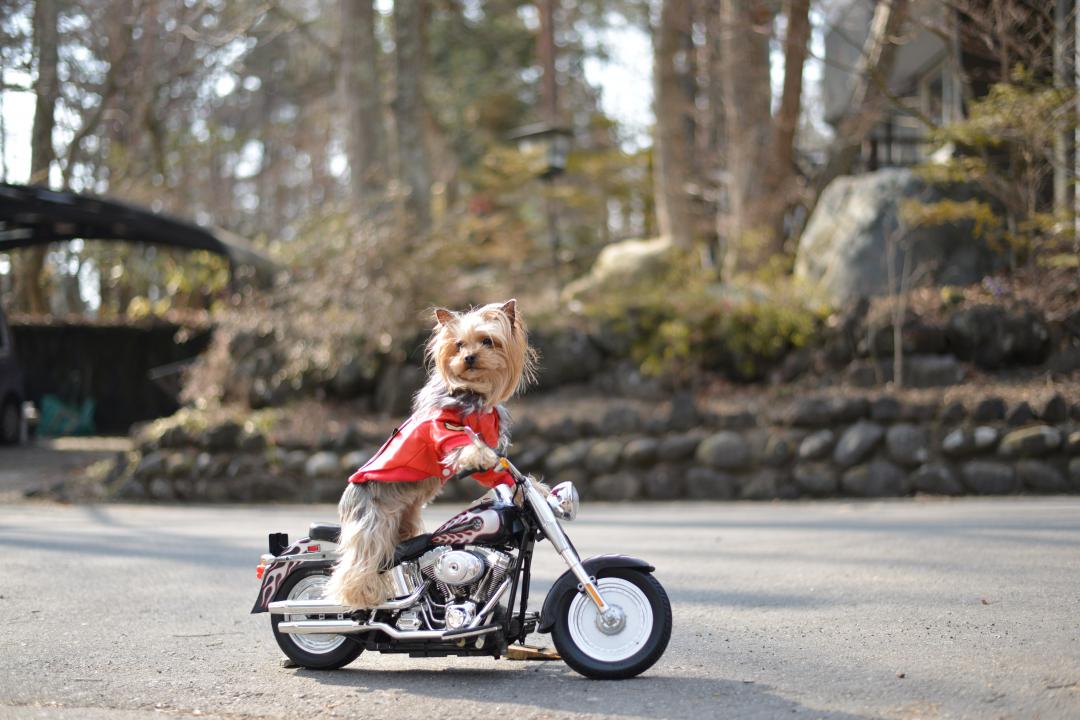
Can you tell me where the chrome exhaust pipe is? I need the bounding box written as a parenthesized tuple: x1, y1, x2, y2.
(268, 583, 428, 616)
(276, 620, 366, 635)
(276, 619, 501, 641)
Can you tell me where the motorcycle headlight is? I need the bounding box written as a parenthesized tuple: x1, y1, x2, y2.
(546, 481, 579, 521)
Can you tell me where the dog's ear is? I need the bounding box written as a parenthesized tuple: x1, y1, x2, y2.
(499, 299, 517, 328)
(434, 307, 454, 326)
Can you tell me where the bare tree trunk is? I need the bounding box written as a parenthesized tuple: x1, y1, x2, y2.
(762, 0, 811, 238)
(701, 0, 725, 266)
(538, 0, 559, 123)
(393, 0, 431, 236)
(653, 0, 694, 250)
(719, 0, 773, 277)
(341, 0, 386, 216)
(16, 0, 60, 315)
(811, 0, 911, 200)
(1053, 0, 1075, 223)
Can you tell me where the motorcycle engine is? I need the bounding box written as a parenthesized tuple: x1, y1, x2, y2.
(418, 546, 512, 605)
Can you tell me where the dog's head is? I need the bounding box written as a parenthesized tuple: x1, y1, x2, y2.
(427, 299, 536, 405)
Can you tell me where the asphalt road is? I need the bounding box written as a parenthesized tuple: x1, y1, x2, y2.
(0, 498, 1078, 720)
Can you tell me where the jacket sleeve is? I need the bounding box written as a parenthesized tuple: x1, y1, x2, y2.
(430, 414, 473, 457)
(430, 413, 514, 488)
(469, 467, 514, 489)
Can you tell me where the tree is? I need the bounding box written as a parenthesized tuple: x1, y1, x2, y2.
(341, 0, 387, 216)
(718, 0, 773, 276)
(653, 0, 694, 251)
(15, 0, 59, 314)
(394, 0, 432, 235)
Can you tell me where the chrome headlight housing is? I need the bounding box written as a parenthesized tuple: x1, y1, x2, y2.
(546, 481, 579, 521)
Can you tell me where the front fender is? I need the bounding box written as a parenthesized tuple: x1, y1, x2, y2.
(537, 555, 655, 633)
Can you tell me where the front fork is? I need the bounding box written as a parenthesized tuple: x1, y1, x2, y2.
(519, 469, 623, 629)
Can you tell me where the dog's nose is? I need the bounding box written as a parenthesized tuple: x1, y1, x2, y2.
(464, 355, 477, 367)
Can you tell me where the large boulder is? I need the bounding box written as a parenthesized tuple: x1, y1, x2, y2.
(794, 168, 1007, 304)
(563, 237, 676, 304)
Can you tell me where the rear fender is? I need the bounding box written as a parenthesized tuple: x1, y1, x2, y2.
(536, 555, 655, 633)
(249, 537, 333, 613)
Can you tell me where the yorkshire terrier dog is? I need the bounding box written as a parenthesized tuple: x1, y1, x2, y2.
(326, 299, 538, 608)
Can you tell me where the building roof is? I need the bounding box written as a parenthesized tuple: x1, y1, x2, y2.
(0, 183, 277, 287)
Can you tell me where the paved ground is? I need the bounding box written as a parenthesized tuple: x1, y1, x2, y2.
(0, 438, 129, 502)
(0, 498, 1078, 720)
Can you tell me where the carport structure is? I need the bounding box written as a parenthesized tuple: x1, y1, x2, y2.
(0, 182, 277, 433)
(0, 182, 277, 287)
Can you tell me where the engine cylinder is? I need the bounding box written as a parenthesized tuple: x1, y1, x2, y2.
(434, 550, 486, 586)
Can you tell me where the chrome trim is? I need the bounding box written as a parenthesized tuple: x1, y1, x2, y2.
(270, 551, 337, 564)
(468, 578, 511, 628)
(276, 619, 501, 641)
(268, 599, 350, 616)
(374, 582, 429, 610)
(547, 481, 579, 521)
(277, 620, 366, 635)
(390, 562, 422, 598)
(268, 582, 428, 615)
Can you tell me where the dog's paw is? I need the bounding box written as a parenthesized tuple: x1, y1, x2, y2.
(454, 443, 499, 472)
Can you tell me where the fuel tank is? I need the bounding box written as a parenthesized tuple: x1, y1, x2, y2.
(430, 497, 519, 546)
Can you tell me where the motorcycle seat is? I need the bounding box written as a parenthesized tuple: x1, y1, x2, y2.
(308, 523, 432, 567)
(393, 533, 434, 564)
(308, 523, 341, 543)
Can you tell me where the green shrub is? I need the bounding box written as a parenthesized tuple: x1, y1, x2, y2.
(585, 259, 826, 383)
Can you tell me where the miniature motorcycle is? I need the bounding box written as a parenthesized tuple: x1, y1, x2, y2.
(251, 428, 672, 679)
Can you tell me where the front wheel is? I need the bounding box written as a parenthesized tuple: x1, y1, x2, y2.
(551, 569, 672, 680)
(270, 567, 363, 670)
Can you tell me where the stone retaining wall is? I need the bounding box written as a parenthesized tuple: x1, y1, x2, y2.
(114, 392, 1080, 503)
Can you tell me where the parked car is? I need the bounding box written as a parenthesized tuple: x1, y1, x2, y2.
(0, 304, 25, 444)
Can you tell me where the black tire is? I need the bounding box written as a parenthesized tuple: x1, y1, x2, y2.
(0, 398, 21, 445)
(551, 569, 672, 680)
(270, 567, 363, 670)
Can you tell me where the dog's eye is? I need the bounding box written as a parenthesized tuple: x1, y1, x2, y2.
(456, 341, 464, 350)
(481, 337, 493, 347)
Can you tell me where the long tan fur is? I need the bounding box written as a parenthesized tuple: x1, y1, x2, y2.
(325, 479, 440, 608)
(326, 299, 534, 608)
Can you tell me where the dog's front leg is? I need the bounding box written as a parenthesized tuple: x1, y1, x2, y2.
(449, 443, 499, 473)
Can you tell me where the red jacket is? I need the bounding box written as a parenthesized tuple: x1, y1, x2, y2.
(348, 407, 513, 489)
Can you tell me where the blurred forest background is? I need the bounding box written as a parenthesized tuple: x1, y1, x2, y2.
(1, 0, 1079, 412)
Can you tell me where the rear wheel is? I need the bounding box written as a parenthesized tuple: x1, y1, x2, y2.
(551, 569, 672, 680)
(270, 567, 363, 670)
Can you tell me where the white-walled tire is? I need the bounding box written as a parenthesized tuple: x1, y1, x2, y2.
(551, 569, 672, 680)
(270, 568, 363, 670)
